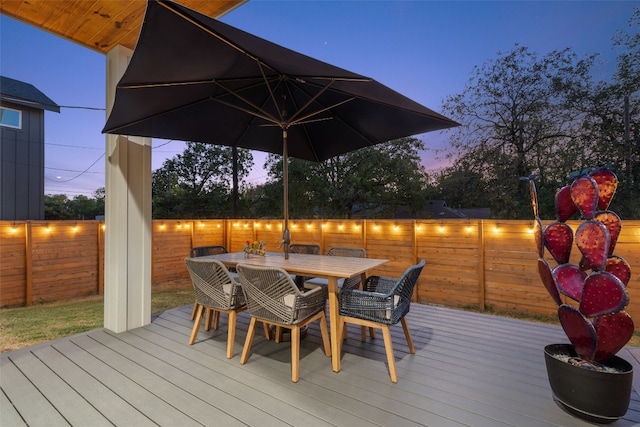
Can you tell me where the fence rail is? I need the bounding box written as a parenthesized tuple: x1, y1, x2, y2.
(2, 219, 639, 331)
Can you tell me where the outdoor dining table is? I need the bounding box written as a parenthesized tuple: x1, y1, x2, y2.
(205, 251, 388, 372)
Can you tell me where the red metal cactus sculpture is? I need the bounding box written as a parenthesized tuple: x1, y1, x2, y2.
(525, 167, 634, 367)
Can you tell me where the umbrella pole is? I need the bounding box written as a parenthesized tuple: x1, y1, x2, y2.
(282, 128, 290, 260)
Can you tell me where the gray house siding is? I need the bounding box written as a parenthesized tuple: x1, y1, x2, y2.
(1, 76, 59, 220)
(0, 101, 45, 220)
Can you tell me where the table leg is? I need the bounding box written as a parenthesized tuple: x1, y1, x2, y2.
(328, 277, 341, 372)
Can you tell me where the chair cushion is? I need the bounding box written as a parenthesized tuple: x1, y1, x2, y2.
(283, 293, 296, 308)
(378, 294, 400, 319)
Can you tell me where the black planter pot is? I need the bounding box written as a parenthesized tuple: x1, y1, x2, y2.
(544, 344, 634, 424)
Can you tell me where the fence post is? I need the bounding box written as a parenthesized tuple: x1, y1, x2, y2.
(478, 219, 485, 311)
(98, 221, 105, 295)
(24, 221, 33, 306)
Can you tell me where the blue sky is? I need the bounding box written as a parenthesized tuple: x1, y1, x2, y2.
(1, 1, 636, 197)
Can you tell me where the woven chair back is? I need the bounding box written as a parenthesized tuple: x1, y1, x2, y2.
(236, 264, 327, 325)
(190, 245, 228, 258)
(289, 244, 321, 255)
(185, 258, 245, 310)
(325, 246, 366, 258)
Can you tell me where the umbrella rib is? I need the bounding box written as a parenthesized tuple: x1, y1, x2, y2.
(286, 79, 335, 124)
(258, 61, 285, 125)
(211, 80, 281, 127)
(289, 97, 355, 127)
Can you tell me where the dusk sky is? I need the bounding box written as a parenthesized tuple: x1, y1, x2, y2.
(1, 1, 636, 197)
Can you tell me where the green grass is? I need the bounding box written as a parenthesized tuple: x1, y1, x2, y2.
(0, 282, 195, 353)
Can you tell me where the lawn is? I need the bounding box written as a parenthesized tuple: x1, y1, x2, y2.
(0, 281, 195, 353)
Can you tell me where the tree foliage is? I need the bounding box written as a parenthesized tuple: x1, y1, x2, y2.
(151, 142, 253, 218)
(439, 10, 640, 220)
(259, 137, 430, 219)
(441, 45, 598, 218)
(44, 188, 105, 220)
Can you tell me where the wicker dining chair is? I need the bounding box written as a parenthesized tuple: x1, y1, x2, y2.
(236, 263, 331, 382)
(189, 245, 230, 320)
(190, 245, 228, 258)
(338, 259, 425, 383)
(289, 243, 321, 287)
(303, 246, 367, 291)
(184, 257, 247, 359)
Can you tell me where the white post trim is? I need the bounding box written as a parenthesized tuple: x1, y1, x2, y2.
(104, 45, 152, 332)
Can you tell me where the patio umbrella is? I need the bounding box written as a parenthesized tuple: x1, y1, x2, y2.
(103, 0, 458, 258)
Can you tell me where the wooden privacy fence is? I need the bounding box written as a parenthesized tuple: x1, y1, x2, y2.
(2, 219, 639, 331)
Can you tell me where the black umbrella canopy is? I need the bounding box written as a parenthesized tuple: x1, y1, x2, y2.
(103, 0, 458, 257)
(103, 0, 458, 162)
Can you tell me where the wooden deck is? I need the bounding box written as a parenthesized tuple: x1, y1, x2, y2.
(2, 303, 639, 426)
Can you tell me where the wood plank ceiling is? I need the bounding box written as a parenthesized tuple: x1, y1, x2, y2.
(0, 0, 247, 54)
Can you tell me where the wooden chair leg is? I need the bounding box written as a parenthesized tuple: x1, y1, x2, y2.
(189, 304, 205, 345)
(205, 308, 213, 331)
(226, 311, 237, 359)
(401, 317, 415, 353)
(262, 322, 271, 340)
(275, 326, 282, 343)
(240, 317, 257, 365)
(381, 325, 397, 383)
(213, 311, 220, 330)
(319, 315, 331, 357)
(190, 300, 199, 320)
(359, 326, 376, 341)
(291, 325, 300, 382)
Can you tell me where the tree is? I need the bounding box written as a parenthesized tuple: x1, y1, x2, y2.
(441, 45, 598, 218)
(261, 137, 430, 218)
(44, 192, 104, 219)
(44, 194, 73, 219)
(151, 142, 253, 218)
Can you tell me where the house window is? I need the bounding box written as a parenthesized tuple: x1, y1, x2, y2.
(0, 107, 22, 129)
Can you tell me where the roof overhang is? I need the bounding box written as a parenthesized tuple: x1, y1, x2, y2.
(0, 0, 247, 54)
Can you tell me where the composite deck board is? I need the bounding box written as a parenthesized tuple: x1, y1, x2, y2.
(2, 303, 639, 427)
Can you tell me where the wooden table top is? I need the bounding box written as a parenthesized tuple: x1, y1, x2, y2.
(203, 251, 388, 279)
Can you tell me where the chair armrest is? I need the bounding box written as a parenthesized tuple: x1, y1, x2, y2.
(294, 285, 328, 320)
(339, 288, 395, 311)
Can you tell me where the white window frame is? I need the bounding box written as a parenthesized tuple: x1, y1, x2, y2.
(0, 107, 22, 129)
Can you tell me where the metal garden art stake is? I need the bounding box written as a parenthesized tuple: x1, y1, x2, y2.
(523, 167, 634, 424)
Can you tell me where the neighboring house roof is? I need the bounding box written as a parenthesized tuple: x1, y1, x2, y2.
(457, 207, 492, 219)
(0, 76, 60, 113)
(424, 200, 492, 219)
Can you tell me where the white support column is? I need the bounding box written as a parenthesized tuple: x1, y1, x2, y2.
(104, 45, 152, 332)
